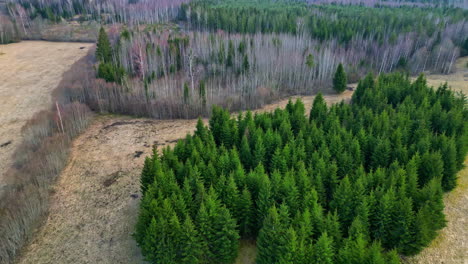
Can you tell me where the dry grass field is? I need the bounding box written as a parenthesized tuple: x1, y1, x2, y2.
(14, 54, 467, 264)
(0, 41, 92, 192)
(422, 56, 468, 94)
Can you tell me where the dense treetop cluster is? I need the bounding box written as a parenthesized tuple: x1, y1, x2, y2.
(184, 0, 468, 43)
(136, 73, 467, 263)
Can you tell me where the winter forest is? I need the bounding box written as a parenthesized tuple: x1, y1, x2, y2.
(0, 0, 467, 264)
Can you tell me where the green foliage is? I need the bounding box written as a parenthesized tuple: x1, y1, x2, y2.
(136, 72, 467, 263)
(242, 54, 250, 73)
(97, 62, 125, 83)
(184, 82, 190, 104)
(96, 27, 127, 83)
(306, 53, 315, 69)
(199, 80, 207, 106)
(333, 63, 347, 93)
(186, 1, 465, 43)
(461, 37, 468, 56)
(96, 27, 112, 63)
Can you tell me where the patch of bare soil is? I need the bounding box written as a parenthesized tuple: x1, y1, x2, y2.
(0, 41, 92, 190)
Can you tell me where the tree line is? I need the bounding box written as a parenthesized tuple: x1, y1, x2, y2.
(184, 0, 468, 44)
(135, 72, 467, 263)
(85, 14, 466, 119)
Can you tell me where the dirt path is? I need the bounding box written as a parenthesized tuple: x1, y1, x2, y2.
(0, 41, 92, 189)
(16, 57, 467, 264)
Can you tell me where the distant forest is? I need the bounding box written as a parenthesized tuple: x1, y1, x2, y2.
(77, 0, 468, 118)
(136, 73, 467, 263)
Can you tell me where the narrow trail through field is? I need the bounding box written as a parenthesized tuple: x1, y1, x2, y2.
(16, 57, 467, 264)
(0, 41, 92, 190)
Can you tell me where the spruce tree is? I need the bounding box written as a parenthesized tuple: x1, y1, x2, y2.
(179, 216, 202, 264)
(96, 27, 112, 63)
(140, 157, 155, 195)
(183, 82, 190, 104)
(238, 188, 254, 238)
(226, 40, 235, 67)
(310, 93, 328, 125)
(242, 54, 250, 73)
(333, 63, 347, 93)
(211, 207, 240, 264)
(313, 232, 335, 264)
(256, 206, 280, 264)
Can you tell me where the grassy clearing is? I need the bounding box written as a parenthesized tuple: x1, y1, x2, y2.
(235, 240, 257, 264)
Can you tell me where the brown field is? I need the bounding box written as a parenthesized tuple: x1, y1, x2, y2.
(421, 56, 468, 94)
(13, 53, 467, 264)
(0, 41, 92, 192)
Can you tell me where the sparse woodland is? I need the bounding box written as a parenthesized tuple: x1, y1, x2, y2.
(81, 1, 468, 118)
(136, 74, 467, 264)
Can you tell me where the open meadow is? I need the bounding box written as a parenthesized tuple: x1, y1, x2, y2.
(0, 41, 92, 192)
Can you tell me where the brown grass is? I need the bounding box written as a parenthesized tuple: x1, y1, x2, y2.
(235, 240, 257, 264)
(0, 41, 93, 264)
(416, 56, 468, 95)
(0, 41, 92, 188)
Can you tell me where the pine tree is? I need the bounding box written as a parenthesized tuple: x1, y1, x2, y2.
(238, 188, 254, 238)
(306, 53, 314, 68)
(256, 205, 296, 264)
(366, 242, 386, 264)
(440, 137, 457, 191)
(197, 203, 213, 262)
(183, 82, 190, 104)
(330, 176, 354, 231)
(313, 232, 335, 264)
(370, 138, 391, 170)
(211, 207, 240, 264)
(242, 54, 250, 73)
(226, 40, 235, 67)
(256, 179, 274, 230)
(256, 206, 280, 264)
(140, 157, 155, 195)
(96, 27, 112, 63)
(240, 135, 252, 170)
(309, 93, 327, 125)
(337, 235, 367, 264)
(418, 151, 443, 187)
(199, 80, 207, 106)
(333, 63, 347, 93)
(178, 216, 202, 264)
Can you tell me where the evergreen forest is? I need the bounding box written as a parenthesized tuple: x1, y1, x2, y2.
(136, 73, 468, 263)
